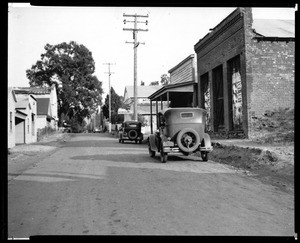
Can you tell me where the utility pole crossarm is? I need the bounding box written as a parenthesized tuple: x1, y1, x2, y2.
(123, 13, 149, 18)
(123, 28, 148, 32)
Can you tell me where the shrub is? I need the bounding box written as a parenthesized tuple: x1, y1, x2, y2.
(37, 126, 56, 141)
(251, 107, 294, 144)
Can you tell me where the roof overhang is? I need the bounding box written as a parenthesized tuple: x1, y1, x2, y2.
(15, 109, 27, 119)
(254, 36, 295, 42)
(148, 81, 196, 101)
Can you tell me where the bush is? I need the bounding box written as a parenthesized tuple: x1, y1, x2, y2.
(69, 117, 86, 133)
(37, 126, 56, 141)
(251, 107, 294, 144)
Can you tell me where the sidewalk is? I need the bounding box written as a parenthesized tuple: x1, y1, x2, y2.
(8, 131, 70, 154)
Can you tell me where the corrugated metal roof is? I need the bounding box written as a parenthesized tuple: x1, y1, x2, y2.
(252, 19, 295, 38)
(14, 86, 51, 95)
(36, 98, 50, 115)
(124, 85, 162, 99)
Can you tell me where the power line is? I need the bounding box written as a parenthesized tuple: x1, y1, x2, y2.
(103, 62, 115, 133)
(123, 13, 148, 121)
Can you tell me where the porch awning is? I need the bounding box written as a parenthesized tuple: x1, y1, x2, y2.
(118, 108, 133, 115)
(148, 81, 196, 101)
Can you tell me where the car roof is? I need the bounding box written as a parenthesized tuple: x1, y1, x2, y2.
(158, 107, 206, 115)
(124, 120, 141, 124)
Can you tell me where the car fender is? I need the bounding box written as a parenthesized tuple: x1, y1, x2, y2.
(148, 134, 158, 151)
(200, 133, 213, 152)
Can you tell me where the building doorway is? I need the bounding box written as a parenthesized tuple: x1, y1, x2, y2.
(212, 65, 224, 132)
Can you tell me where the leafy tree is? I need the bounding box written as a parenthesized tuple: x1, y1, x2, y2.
(149, 81, 159, 86)
(102, 87, 124, 124)
(160, 74, 170, 85)
(26, 41, 103, 126)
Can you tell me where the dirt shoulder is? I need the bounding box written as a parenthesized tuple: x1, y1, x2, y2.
(205, 141, 294, 194)
(8, 132, 72, 181)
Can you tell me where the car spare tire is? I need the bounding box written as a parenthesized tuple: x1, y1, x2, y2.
(176, 128, 200, 153)
(128, 130, 138, 140)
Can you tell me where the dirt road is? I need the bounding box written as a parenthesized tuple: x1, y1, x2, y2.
(8, 133, 294, 236)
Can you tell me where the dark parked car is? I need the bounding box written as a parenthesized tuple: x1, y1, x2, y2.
(148, 108, 213, 162)
(119, 121, 144, 144)
(62, 125, 71, 133)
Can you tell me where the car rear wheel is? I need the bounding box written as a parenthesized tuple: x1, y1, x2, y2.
(176, 128, 200, 153)
(201, 151, 208, 161)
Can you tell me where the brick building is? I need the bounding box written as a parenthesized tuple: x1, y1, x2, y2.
(194, 7, 294, 138)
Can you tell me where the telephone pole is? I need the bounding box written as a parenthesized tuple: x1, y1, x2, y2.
(103, 62, 115, 133)
(123, 13, 148, 121)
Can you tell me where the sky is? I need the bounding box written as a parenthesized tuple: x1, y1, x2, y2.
(8, 4, 296, 100)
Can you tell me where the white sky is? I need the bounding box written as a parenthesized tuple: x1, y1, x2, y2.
(8, 3, 296, 100)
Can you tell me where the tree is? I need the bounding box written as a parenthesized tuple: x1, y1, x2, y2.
(160, 74, 170, 86)
(102, 87, 124, 124)
(149, 81, 159, 86)
(26, 41, 103, 126)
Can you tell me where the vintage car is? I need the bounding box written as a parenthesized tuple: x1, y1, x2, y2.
(119, 121, 144, 144)
(148, 108, 213, 162)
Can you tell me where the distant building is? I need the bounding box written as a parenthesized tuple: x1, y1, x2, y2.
(120, 85, 162, 134)
(13, 84, 58, 130)
(14, 93, 37, 144)
(35, 98, 52, 132)
(194, 7, 294, 138)
(8, 88, 17, 148)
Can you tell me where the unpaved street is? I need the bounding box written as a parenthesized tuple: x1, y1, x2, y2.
(8, 133, 294, 236)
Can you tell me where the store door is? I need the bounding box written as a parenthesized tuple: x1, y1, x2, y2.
(212, 65, 224, 132)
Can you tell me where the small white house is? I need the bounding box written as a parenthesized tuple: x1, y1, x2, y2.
(13, 84, 58, 130)
(15, 94, 37, 144)
(8, 88, 17, 148)
(121, 85, 164, 135)
(36, 98, 52, 131)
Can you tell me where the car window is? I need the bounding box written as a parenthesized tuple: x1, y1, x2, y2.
(180, 112, 194, 118)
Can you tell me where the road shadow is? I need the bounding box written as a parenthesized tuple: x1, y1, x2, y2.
(69, 153, 203, 164)
(61, 140, 144, 148)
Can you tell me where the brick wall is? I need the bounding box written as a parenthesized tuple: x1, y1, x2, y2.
(247, 40, 294, 117)
(244, 8, 295, 138)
